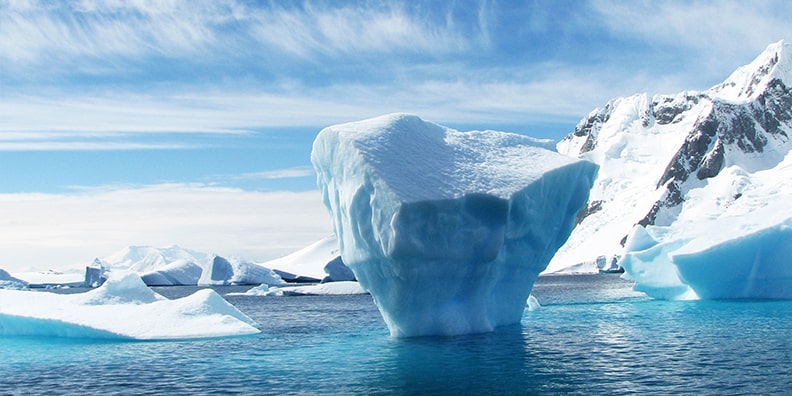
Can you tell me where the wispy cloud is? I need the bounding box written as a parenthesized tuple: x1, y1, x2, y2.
(0, 0, 485, 75)
(233, 166, 316, 180)
(591, 0, 792, 79)
(0, 183, 332, 272)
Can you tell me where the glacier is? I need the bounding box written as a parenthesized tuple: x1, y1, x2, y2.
(0, 272, 260, 340)
(311, 113, 597, 337)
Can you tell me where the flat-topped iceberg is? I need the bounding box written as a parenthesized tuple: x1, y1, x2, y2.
(311, 113, 597, 337)
(0, 272, 260, 340)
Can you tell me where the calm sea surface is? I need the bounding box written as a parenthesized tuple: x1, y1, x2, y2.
(1, 274, 791, 395)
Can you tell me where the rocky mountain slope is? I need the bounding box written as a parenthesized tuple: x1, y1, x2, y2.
(547, 40, 792, 273)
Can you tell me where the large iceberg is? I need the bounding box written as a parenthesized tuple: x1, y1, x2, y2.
(311, 114, 597, 337)
(0, 272, 260, 340)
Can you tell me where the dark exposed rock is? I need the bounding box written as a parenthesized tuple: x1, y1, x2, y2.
(575, 200, 604, 225)
(572, 103, 614, 154)
(696, 140, 725, 180)
(653, 93, 704, 125)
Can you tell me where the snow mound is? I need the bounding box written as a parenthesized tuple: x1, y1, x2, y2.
(311, 113, 597, 337)
(0, 273, 260, 340)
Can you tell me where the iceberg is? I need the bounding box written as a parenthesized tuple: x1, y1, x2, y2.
(263, 235, 348, 283)
(140, 259, 204, 286)
(99, 246, 286, 286)
(311, 113, 598, 337)
(0, 269, 27, 290)
(322, 256, 355, 283)
(0, 272, 260, 340)
(233, 281, 368, 297)
(197, 256, 285, 286)
(621, 149, 792, 300)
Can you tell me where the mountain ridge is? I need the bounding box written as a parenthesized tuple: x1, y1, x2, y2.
(549, 40, 792, 273)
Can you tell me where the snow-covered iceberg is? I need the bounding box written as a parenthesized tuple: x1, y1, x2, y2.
(263, 235, 351, 283)
(621, 147, 792, 300)
(0, 269, 27, 290)
(0, 272, 260, 340)
(311, 113, 598, 337)
(99, 246, 285, 286)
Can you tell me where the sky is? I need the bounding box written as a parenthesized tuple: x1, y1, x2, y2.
(2, 0, 792, 272)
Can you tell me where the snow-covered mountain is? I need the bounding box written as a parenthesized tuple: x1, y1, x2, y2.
(548, 40, 792, 273)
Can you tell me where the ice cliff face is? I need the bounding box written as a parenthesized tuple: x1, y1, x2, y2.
(311, 114, 597, 336)
(551, 41, 792, 299)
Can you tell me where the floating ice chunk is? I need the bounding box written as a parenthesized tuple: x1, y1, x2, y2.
(673, 222, 792, 299)
(237, 281, 367, 297)
(526, 294, 541, 311)
(311, 113, 598, 336)
(263, 235, 341, 282)
(198, 256, 285, 286)
(0, 272, 260, 340)
(0, 269, 27, 290)
(140, 260, 204, 286)
(83, 259, 108, 287)
(322, 256, 355, 283)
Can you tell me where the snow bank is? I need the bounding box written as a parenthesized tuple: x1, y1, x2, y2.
(0, 273, 260, 340)
(311, 113, 597, 337)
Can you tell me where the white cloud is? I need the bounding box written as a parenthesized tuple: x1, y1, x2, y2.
(591, 0, 792, 77)
(0, 183, 333, 272)
(0, 0, 482, 69)
(233, 166, 316, 180)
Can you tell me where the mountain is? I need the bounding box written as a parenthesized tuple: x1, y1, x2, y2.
(547, 40, 792, 273)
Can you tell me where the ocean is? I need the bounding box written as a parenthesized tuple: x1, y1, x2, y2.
(1, 274, 790, 395)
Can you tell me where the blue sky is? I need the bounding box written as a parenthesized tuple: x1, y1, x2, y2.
(2, 0, 792, 270)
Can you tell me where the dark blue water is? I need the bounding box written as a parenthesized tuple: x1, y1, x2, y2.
(1, 274, 791, 395)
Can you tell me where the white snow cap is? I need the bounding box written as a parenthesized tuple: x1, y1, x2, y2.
(314, 113, 566, 202)
(710, 40, 792, 102)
